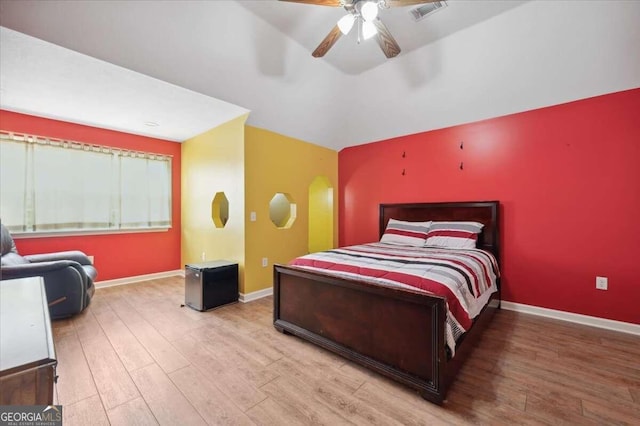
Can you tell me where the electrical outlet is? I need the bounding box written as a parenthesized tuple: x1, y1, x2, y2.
(596, 276, 608, 290)
(250, 211, 257, 222)
(201, 252, 206, 261)
(262, 257, 268, 267)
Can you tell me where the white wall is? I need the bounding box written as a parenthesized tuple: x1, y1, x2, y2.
(1, 1, 639, 150)
(345, 0, 640, 147)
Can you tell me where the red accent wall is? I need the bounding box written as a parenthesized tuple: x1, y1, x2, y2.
(0, 110, 182, 281)
(338, 88, 640, 324)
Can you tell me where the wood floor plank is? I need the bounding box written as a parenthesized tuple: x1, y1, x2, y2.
(169, 366, 256, 425)
(134, 301, 203, 342)
(48, 278, 639, 425)
(63, 394, 110, 426)
(177, 303, 214, 322)
(557, 349, 640, 381)
(51, 317, 75, 339)
(457, 350, 499, 372)
(342, 352, 511, 425)
(599, 335, 640, 356)
(581, 398, 640, 425)
(456, 364, 548, 409)
(205, 370, 268, 413)
(259, 376, 354, 425)
(481, 329, 559, 360)
(270, 357, 363, 396)
(171, 334, 227, 376)
(524, 392, 599, 425)
(130, 363, 206, 425)
(473, 340, 538, 363)
(535, 350, 640, 388)
(448, 378, 527, 412)
(202, 326, 267, 362)
(233, 303, 272, 328)
(174, 329, 269, 412)
(53, 330, 98, 406)
(190, 327, 280, 389)
(74, 313, 140, 409)
(445, 394, 549, 426)
(245, 397, 308, 426)
(261, 328, 346, 369)
(72, 307, 104, 342)
(494, 314, 639, 368)
(86, 293, 112, 316)
(211, 307, 262, 335)
(268, 359, 404, 426)
(353, 382, 467, 426)
(93, 306, 155, 372)
(495, 354, 635, 404)
(108, 297, 190, 373)
(211, 325, 283, 365)
(248, 329, 296, 359)
(107, 397, 158, 426)
(555, 340, 640, 374)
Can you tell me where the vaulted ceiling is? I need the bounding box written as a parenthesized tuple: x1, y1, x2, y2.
(1, 1, 639, 150)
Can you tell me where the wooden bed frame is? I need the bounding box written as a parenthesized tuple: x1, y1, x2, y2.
(273, 201, 500, 404)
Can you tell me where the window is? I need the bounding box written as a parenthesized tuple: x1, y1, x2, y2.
(0, 131, 172, 234)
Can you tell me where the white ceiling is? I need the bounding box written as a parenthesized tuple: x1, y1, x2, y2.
(0, 27, 249, 142)
(1, 0, 639, 151)
(238, 0, 527, 75)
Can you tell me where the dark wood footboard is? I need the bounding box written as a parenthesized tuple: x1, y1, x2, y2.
(274, 264, 500, 404)
(274, 264, 451, 403)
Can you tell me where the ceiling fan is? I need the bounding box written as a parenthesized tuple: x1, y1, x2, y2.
(279, 0, 441, 58)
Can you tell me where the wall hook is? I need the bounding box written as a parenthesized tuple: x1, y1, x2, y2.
(402, 151, 406, 158)
(402, 169, 406, 176)
(460, 162, 464, 170)
(460, 141, 464, 150)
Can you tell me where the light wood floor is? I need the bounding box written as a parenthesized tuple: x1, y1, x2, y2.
(52, 276, 640, 425)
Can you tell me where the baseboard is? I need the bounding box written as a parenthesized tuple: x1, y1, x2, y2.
(500, 301, 640, 336)
(96, 272, 272, 303)
(95, 270, 184, 289)
(240, 287, 273, 303)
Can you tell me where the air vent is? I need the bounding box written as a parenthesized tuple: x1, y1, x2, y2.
(410, 1, 447, 22)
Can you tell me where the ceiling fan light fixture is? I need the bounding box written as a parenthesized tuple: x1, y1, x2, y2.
(361, 1, 379, 22)
(337, 14, 355, 35)
(362, 20, 377, 40)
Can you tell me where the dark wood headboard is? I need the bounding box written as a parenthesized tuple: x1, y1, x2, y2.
(379, 201, 500, 264)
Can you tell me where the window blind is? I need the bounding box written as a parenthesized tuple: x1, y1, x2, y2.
(0, 131, 172, 233)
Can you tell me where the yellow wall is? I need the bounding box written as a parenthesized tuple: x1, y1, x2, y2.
(181, 114, 248, 291)
(182, 119, 338, 296)
(244, 126, 338, 294)
(308, 176, 334, 253)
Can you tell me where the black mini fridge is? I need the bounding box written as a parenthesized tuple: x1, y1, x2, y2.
(184, 260, 238, 311)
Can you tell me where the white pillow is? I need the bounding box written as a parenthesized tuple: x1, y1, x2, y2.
(424, 221, 484, 249)
(380, 219, 432, 247)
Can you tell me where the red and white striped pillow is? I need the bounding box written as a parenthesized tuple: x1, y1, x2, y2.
(380, 219, 432, 247)
(424, 221, 485, 249)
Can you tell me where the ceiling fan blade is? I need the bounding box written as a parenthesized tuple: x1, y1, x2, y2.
(373, 19, 401, 58)
(384, 0, 441, 7)
(312, 25, 343, 57)
(278, 0, 343, 6)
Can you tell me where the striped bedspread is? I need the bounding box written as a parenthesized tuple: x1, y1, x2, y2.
(289, 243, 500, 354)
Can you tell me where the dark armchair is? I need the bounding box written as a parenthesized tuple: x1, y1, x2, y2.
(0, 223, 96, 319)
